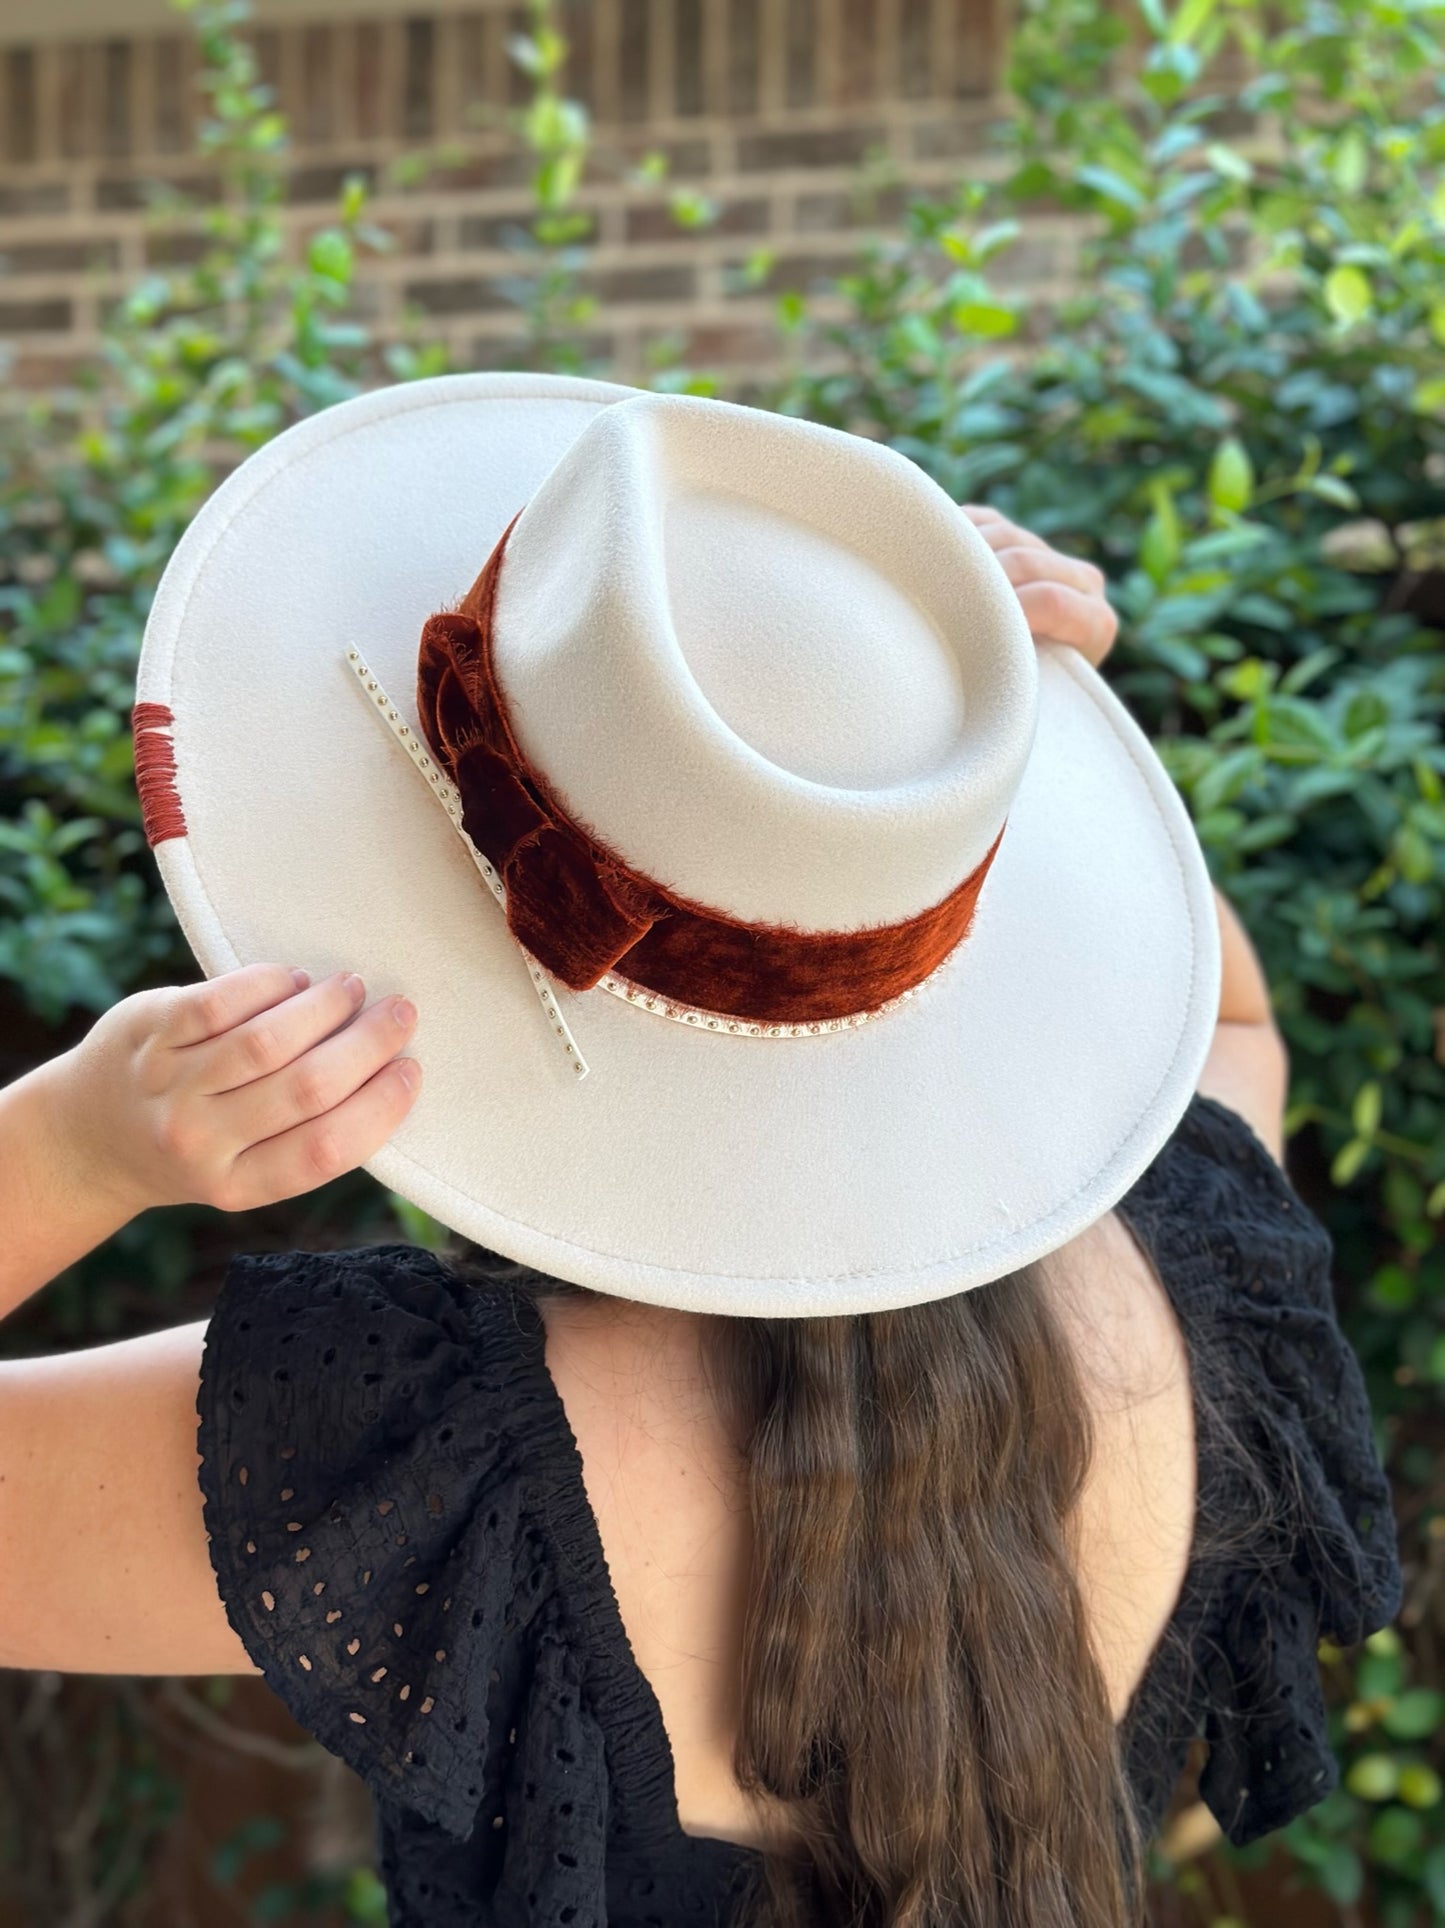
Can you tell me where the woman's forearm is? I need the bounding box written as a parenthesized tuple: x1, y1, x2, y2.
(0, 1054, 136, 1322)
(1213, 885, 1278, 1031)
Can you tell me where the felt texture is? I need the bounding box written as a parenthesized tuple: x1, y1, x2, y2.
(134, 372, 1222, 1317)
(416, 516, 1007, 1023)
(488, 392, 1038, 929)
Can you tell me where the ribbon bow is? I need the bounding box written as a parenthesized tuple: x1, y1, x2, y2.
(416, 518, 663, 995)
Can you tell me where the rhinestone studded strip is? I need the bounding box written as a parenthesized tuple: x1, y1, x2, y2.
(591, 962, 951, 1037)
(346, 648, 589, 1080)
(345, 646, 958, 1062)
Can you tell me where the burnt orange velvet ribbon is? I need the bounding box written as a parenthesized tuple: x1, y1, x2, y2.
(415, 516, 1006, 1027)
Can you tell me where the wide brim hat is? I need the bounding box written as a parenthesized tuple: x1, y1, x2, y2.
(135, 371, 1220, 1318)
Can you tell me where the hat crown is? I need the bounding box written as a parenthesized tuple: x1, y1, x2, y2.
(491, 391, 1039, 931)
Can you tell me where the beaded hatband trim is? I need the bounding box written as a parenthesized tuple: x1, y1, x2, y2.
(347, 649, 589, 1080)
(591, 962, 949, 1037)
(346, 647, 959, 1072)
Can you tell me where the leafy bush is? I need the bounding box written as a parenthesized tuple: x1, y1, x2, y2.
(0, 0, 1441, 1918)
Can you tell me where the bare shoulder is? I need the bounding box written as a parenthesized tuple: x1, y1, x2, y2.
(1196, 1020, 1290, 1168)
(1040, 1210, 1198, 1722)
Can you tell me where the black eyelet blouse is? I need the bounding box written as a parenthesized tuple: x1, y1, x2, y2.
(195, 1092, 1404, 1927)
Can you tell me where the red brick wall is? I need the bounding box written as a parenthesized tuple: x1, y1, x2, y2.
(0, 0, 1152, 392)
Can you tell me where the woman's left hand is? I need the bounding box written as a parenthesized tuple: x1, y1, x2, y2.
(961, 506, 1119, 669)
(40, 964, 422, 1221)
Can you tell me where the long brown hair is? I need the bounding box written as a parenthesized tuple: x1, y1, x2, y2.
(451, 1243, 1267, 1928)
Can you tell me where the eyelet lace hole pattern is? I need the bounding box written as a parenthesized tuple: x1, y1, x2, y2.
(193, 1109, 1403, 1920)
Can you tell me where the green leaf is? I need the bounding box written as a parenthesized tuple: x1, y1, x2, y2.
(1346, 1753, 1400, 1801)
(345, 1869, 390, 1924)
(1234, 812, 1295, 853)
(971, 219, 1021, 262)
(1148, 635, 1211, 680)
(1331, 128, 1370, 196)
(776, 288, 806, 331)
(1368, 1263, 1416, 1311)
(1381, 1690, 1445, 1741)
(1279, 646, 1343, 695)
(1369, 1805, 1425, 1862)
(1140, 484, 1181, 583)
(951, 301, 1018, 338)
(1207, 435, 1254, 513)
(1168, 0, 1217, 44)
(1220, 657, 1278, 702)
(1360, 1646, 1406, 1697)
(1193, 806, 1246, 845)
(1315, 1842, 1363, 1907)
(1393, 822, 1435, 884)
(1351, 1080, 1382, 1139)
(1073, 165, 1147, 212)
(307, 230, 352, 281)
(1194, 746, 1263, 815)
(1205, 142, 1254, 183)
(506, 32, 544, 76)
(1323, 264, 1372, 325)
(1330, 1137, 1371, 1186)
(340, 172, 369, 221)
(1306, 474, 1360, 510)
(667, 188, 716, 230)
(1232, 592, 1293, 631)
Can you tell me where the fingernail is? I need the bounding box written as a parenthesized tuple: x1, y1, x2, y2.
(290, 967, 310, 990)
(396, 1057, 420, 1090)
(342, 972, 365, 1001)
(391, 997, 417, 1028)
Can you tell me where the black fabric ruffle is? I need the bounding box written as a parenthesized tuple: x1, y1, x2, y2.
(1115, 1094, 1402, 1848)
(195, 1091, 1404, 1923)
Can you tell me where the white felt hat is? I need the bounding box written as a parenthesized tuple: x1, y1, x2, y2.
(135, 372, 1220, 1318)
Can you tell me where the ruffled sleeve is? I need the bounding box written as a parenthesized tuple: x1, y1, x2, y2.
(1116, 1094, 1404, 1848)
(195, 1241, 559, 1841)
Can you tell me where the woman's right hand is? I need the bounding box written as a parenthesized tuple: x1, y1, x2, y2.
(961, 505, 1118, 669)
(38, 963, 422, 1220)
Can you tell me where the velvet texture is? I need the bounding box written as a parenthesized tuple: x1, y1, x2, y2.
(415, 517, 1006, 1026)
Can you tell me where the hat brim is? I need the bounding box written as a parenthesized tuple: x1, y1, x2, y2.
(138, 372, 1221, 1317)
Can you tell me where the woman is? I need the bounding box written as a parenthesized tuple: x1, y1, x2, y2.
(0, 377, 1402, 1928)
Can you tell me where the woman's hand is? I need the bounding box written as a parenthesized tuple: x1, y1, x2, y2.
(39, 963, 422, 1220)
(961, 506, 1119, 669)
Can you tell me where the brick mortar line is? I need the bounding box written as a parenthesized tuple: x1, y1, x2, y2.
(0, 118, 1286, 231)
(0, 92, 1015, 175)
(0, 215, 1091, 297)
(0, 272, 1092, 353)
(0, 151, 1082, 243)
(14, 86, 969, 143)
